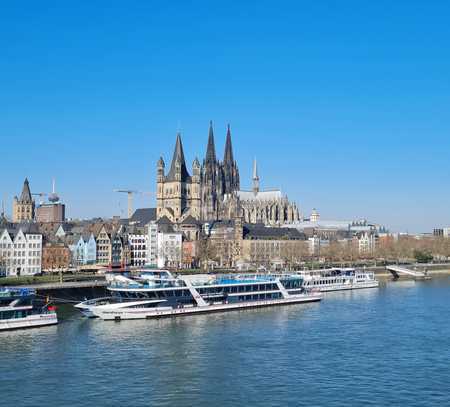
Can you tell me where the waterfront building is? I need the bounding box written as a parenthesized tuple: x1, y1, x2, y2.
(69, 234, 97, 266)
(146, 221, 158, 267)
(240, 224, 307, 269)
(111, 232, 127, 267)
(95, 225, 112, 265)
(128, 233, 147, 266)
(355, 231, 377, 255)
(157, 228, 182, 268)
(182, 240, 197, 268)
(0, 224, 42, 276)
(204, 219, 307, 269)
(42, 241, 71, 272)
(12, 178, 35, 223)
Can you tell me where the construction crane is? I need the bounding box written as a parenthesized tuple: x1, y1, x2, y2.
(31, 193, 48, 205)
(113, 189, 153, 219)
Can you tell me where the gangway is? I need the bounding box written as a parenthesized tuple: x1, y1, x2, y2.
(386, 265, 429, 280)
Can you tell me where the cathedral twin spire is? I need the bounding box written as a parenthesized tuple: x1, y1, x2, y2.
(205, 121, 217, 165)
(224, 124, 234, 164)
(164, 122, 239, 187)
(160, 122, 240, 221)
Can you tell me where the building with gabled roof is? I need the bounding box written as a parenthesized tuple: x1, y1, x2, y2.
(0, 224, 42, 276)
(13, 178, 35, 223)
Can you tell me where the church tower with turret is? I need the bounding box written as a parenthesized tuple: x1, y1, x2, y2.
(156, 133, 201, 222)
(13, 178, 35, 223)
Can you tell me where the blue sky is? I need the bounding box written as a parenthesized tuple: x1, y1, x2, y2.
(1, 1, 449, 232)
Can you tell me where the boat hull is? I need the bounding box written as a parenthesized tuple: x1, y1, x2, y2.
(93, 294, 322, 321)
(0, 313, 58, 331)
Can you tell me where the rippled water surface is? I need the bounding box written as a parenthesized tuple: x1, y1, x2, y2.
(1, 277, 449, 406)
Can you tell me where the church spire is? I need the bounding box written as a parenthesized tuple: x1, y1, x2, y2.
(20, 178, 33, 204)
(252, 158, 259, 194)
(166, 132, 190, 182)
(205, 121, 216, 164)
(223, 124, 234, 164)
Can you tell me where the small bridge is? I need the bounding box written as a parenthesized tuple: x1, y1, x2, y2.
(386, 265, 429, 280)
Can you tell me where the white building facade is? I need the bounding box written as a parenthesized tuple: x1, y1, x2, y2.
(157, 231, 182, 268)
(0, 228, 42, 276)
(146, 222, 158, 267)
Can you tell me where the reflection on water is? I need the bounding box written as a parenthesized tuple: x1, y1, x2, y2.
(1, 277, 449, 407)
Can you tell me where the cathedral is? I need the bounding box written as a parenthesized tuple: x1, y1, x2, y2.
(156, 122, 299, 226)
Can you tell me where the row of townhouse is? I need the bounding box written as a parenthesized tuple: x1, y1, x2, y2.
(0, 224, 42, 276)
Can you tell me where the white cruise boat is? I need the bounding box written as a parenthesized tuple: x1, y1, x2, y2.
(296, 268, 379, 292)
(0, 287, 58, 331)
(75, 270, 321, 321)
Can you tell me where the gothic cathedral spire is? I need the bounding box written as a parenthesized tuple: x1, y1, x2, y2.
(223, 124, 234, 164)
(252, 158, 259, 194)
(222, 124, 240, 195)
(205, 121, 216, 165)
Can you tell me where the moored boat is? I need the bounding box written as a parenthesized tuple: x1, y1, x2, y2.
(0, 287, 58, 331)
(296, 268, 379, 292)
(75, 270, 321, 321)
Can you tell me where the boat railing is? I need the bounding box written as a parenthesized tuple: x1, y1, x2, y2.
(0, 287, 36, 297)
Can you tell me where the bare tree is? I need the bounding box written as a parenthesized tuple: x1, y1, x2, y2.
(197, 238, 218, 271)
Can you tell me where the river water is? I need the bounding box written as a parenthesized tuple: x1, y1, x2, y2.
(1, 277, 449, 407)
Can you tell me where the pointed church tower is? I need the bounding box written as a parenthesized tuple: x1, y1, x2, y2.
(13, 178, 35, 222)
(201, 121, 222, 221)
(224, 124, 234, 163)
(20, 178, 33, 204)
(205, 121, 217, 165)
(157, 133, 197, 222)
(222, 124, 240, 195)
(252, 159, 260, 195)
(166, 133, 190, 182)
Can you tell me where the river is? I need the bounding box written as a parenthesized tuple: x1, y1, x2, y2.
(1, 277, 449, 406)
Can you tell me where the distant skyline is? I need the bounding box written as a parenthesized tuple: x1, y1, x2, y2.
(1, 2, 449, 233)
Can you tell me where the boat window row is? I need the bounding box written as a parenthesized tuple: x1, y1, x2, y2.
(236, 293, 282, 302)
(0, 310, 30, 320)
(309, 279, 344, 285)
(117, 290, 192, 299)
(197, 283, 279, 295)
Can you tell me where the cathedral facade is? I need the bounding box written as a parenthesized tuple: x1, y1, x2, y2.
(156, 122, 299, 226)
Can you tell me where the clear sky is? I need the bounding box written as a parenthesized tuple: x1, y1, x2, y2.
(1, 1, 449, 232)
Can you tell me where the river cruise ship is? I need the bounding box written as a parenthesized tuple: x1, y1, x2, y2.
(75, 270, 321, 321)
(0, 287, 58, 331)
(296, 268, 379, 292)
